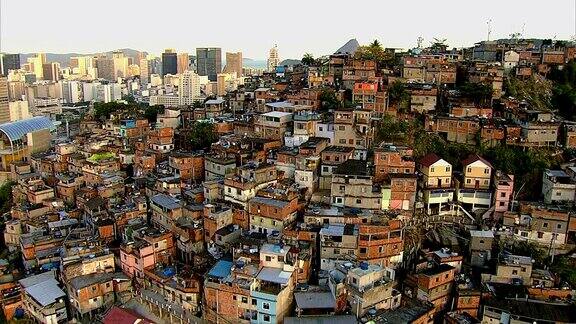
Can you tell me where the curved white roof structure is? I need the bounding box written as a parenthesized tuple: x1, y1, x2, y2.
(0, 116, 53, 143)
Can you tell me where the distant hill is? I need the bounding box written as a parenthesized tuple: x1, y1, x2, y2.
(335, 38, 359, 55)
(20, 48, 147, 67)
(279, 59, 301, 66)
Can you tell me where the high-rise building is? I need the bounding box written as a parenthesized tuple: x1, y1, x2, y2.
(224, 52, 242, 77)
(196, 48, 222, 82)
(179, 70, 201, 105)
(177, 53, 190, 74)
(42, 62, 60, 82)
(61, 80, 83, 104)
(112, 51, 128, 79)
(0, 77, 9, 124)
(27, 53, 46, 80)
(0, 54, 20, 76)
(267, 45, 280, 72)
(96, 57, 115, 81)
(70, 56, 96, 78)
(162, 49, 178, 77)
(139, 58, 149, 84)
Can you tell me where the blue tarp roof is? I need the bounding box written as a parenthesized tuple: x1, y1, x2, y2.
(208, 260, 232, 279)
(0, 116, 53, 142)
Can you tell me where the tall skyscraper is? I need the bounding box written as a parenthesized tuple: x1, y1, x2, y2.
(196, 48, 222, 82)
(42, 62, 60, 82)
(267, 45, 280, 72)
(224, 52, 242, 77)
(0, 53, 21, 76)
(179, 70, 201, 105)
(0, 77, 9, 124)
(177, 53, 190, 74)
(70, 56, 96, 78)
(162, 49, 178, 77)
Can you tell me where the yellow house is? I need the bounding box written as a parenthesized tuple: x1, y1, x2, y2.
(462, 155, 492, 189)
(419, 153, 452, 188)
(418, 153, 454, 215)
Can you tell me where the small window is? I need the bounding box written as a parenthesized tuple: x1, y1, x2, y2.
(263, 302, 270, 310)
(263, 315, 271, 322)
(252, 299, 257, 305)
(242, 297, 248, 303)
(265, 256, 272, 262)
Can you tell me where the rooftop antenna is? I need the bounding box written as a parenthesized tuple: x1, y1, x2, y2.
(487, 19, 493, 41)
(417, 37, 424, 49)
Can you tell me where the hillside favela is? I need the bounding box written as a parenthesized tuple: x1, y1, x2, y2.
(1, 2, 576, 324)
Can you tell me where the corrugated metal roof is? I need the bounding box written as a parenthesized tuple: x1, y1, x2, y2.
(257, 267, 292, 285)
(0, 116, 53, 142)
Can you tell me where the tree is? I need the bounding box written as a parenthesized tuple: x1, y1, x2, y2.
(144, 105, 165, 123)
(0, 181, 14, 214)
(319, 89, 341, 111)
(301, 53, 315, 66)
(188, 121, 218, 150)
(354, 39, 394, 70)
(388, 80, 410, 112)
(458, 82, 493, 105)
(192, 100, 204, 108)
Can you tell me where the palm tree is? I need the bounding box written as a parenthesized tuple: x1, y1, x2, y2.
(302, 53, 315, 66)
(370, 39, 382, 49)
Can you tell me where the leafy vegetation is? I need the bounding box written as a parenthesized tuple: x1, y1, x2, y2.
(457, 82, 493, 105)
(551, 255, 576, 287)
(0, 181, 14, 215)
(87, 152, 115, 163)
(301, 53, 315, 66)
(549, 60, 576, 120)
(319, 88, 342, 111)
(188, 121, 219, 150)
(354, 39, 394, 70)
(144, 105, 165, 123)
(504, 75, 553, 110)
(388, 80, 410, 112)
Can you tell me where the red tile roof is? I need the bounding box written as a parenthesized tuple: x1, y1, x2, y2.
(419, 153, 442, 167)
(461, 154, 493, 169)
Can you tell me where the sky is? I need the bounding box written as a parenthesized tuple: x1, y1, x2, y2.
(1, 0, 575, 60)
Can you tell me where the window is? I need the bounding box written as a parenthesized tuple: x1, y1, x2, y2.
(319, 127, 324, 131)
(467, 167, 472, 173)
(466, 179, 471, 184)
(263, 302, 270, 310)
(252, 299, 257, 305)
(334, 249, 340, 255)
(233, 295, 237, 300)
(263, 315, 271, 322)
(265, 256, 272, 262)
(446, 167, 450, 172)
(557, 223, 562, 229)
(356, 199, 362, 204)
(278, 256, 284, 262)
(430, 167, 435, 172)
(242, 297, 248, 303)
(499, 201, 505, 207)
(339, 139, 346, 144)
(500, 192, 506, 198)
(360, 247, 367, 254)
(484, 168, 490, 174)
(512, 270, 518, 275)
(338, 126, 345, 131)
(339, 185, 345, 191)
(325, 156, 330, 161)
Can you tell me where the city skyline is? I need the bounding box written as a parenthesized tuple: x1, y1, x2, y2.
(1, 0, 575, 59)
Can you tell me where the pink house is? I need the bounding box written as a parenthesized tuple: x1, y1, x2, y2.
(494, 171, 514, 214)
(120, 243, 156, 278)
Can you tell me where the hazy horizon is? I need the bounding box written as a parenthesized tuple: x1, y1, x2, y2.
(1, 0, 575, 60)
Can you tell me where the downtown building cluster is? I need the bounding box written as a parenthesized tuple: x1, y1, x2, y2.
(0, 38, 575, 324)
